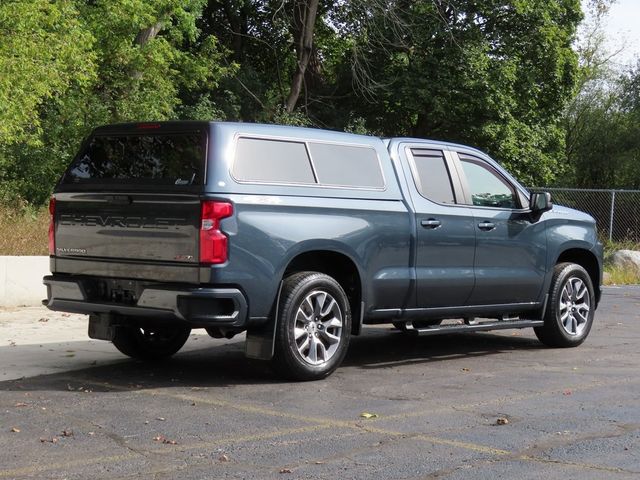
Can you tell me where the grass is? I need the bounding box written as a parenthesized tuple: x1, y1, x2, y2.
(604, 266, 640, 285)
(0, 204, 49, 255)
(602, 239, 640, 258)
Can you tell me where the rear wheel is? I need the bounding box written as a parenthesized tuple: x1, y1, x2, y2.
(112, 323, 191, 360)
(273, 272, 351, 381)
(534, 263, 594, 347)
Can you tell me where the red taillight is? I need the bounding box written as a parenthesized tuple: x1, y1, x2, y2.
(48, 197, 56, 255)
(199, 200, 233, 264)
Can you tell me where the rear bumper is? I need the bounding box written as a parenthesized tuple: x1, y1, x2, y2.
(43, 275, 248, 327)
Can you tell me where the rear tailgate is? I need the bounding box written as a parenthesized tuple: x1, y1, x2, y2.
(52, 123, 208, 283)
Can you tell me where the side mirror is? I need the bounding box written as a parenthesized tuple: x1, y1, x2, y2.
(530, 192, 552, 213)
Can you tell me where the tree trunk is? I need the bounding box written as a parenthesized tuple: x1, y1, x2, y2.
(134, 22, 163, 47)
(130, 22, 163, 80)
(284, 0, 319, 113)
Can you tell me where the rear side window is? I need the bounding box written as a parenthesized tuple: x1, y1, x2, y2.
(63, 132, 206, 186)
(232, 136, 385, 189)
(309, 143, 384, 188)
(410, 149, 456, 204)
(232, 137, 315, 184)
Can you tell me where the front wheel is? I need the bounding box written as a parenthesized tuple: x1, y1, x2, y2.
(534, 263, 595, 348)
(112, 323, 191, 360)
(273, 272, 351, 381)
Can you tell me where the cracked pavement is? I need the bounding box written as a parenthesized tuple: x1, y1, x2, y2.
(0, 286, 639, 479)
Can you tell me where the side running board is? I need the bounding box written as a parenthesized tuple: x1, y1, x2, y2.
(405, 319, 544, 336)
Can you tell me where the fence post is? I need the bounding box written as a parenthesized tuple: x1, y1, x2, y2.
(609, 190, 616, 242)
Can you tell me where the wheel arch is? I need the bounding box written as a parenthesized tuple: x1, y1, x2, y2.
(283, 250, 363, 335)
(555, 248, 601, 306)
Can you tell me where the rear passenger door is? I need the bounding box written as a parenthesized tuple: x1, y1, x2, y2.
(452, 152, 546, 305)
(401, 146, 476, 307)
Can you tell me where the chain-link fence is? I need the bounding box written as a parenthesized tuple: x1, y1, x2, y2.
(530, 187, 640, 242)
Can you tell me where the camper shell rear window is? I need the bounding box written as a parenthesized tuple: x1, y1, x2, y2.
(61, 131, 206, 188)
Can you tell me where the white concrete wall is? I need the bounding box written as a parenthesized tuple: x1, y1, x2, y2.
(0, 256, 50, 307)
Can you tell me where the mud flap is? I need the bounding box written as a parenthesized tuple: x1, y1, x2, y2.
(245, 319, 277, 360)
(244, 281, 282, 361)
(88, 313, 117, 341)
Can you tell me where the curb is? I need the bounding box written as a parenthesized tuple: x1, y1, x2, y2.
(0, 256, 49, 307)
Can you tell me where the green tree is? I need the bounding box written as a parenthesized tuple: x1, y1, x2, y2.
(1, 0, 235, 204)
(0, 0, 95, 146)
(204, 1, 582, 185)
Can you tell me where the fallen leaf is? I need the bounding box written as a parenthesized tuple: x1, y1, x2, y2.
(156, 417, 166, 421)
(40, 437, 58, 443)
(10, 427, 20, 433)
(279, 468, 293, 474)
(61, 430, 73, 437)
(461, 368, 470, 372)
(360, 412, 378, 419)
(218, 454, 230, 462)
(496, 417, 509, 425)
(153, 435, 177, 445)
(563, 390, 572, 396)
(61, 313, 71, 317)
(38, 318, 49, 322)
(14, 402, 28, 407)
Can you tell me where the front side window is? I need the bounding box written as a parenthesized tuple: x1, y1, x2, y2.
(459, 156, 518, 209)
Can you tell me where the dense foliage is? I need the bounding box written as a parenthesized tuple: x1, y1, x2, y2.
(0, 0, 589, 204)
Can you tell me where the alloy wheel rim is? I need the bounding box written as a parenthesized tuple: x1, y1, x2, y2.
(559, 276, 591, 336)
(294, 290, 343, 365)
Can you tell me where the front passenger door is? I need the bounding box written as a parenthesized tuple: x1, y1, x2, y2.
(454, 152, 546, 305)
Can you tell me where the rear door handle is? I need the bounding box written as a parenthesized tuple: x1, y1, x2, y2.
(478, 221, 495, 231)
(421, 219, 441, 229)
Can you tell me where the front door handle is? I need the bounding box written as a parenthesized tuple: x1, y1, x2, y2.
(421, 219, 441, 229)
(478, 221, 496, 231)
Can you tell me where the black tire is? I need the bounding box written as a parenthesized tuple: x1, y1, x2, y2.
(534, 262, 595, 348)
(112, 323, 191, 360)
(273, 272, 351, 381)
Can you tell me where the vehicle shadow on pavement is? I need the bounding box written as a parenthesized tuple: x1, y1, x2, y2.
(344, 328, 543, 370)
(0, 327, 544, 392)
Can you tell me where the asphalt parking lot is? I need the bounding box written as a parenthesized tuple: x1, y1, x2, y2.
(0, 286, 639, 480)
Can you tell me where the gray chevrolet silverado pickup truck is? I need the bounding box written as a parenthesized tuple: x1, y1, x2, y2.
(44, 121, 603, 380)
